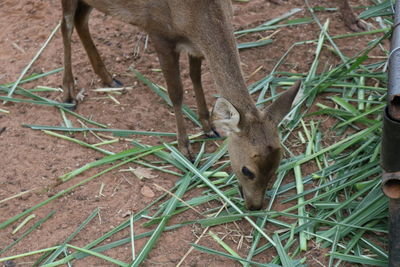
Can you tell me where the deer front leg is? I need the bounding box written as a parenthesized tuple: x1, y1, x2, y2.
(61, 0, 78, 104)
(74, 2, 122, 90)
(152, 37, 192, 160)
(339, 0, 367, 32)
(188, 55, 218, 138)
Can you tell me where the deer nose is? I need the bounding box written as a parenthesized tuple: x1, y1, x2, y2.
(247, 204, 263, 211)
(247, 198, 268, 211)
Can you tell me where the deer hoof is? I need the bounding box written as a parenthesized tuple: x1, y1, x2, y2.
(342, 9, 368, 32)
(205, 128, 220, 138)
(65, 105, 77, 111)
(67, 98, 78, 110)
(184, 149, 195, 163)
(60, 95, 77, 110)
(110, 78, 123, 87)
(188, 154, 195, 163)
(347, 20, 367, 32)
(178, 143, 195, 163)
(64, 100, 77, 111)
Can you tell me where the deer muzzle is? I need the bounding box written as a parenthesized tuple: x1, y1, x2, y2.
(239, 184, 266, 211)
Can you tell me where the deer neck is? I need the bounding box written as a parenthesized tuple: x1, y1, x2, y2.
(173, 0, 258, 117)
(201, 32, 258, 118)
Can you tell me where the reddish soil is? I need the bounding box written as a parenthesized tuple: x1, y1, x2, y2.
(0, 0, 386, 266)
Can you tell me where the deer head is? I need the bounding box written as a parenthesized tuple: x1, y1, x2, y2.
(212, 81, 301, 210)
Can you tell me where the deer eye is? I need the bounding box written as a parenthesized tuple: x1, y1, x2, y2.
(242, 166, 255, 179)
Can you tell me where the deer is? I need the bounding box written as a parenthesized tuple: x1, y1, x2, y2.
(60, 0, 301, 211)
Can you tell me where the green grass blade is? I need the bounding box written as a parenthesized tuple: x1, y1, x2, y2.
(0, 211, 56, 255)
(6, 22, 60, 100)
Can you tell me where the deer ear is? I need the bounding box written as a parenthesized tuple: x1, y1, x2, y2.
(263, 80, 301, 124)
(212, 98, 241, 136)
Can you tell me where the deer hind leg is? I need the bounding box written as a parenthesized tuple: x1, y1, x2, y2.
(188, 55, 219, 137)
(152, 37, 192, 160)
(61, 0, 78, 104)
(339, 0, 367, 32)
(74, 1, 122, 89)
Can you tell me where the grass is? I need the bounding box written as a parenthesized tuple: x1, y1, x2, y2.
(0, 1, 394, 266)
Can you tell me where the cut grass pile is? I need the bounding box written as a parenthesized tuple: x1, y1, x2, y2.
(0, 1, 395, 266)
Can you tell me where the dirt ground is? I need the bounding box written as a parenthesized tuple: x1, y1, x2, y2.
(0, 0, 386, 266)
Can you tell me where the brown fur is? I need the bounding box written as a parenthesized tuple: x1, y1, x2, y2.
(60, 0, 300, 210)
(338, 0, 366, 32)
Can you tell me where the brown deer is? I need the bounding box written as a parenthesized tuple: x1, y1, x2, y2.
(60, 0, 300, 211)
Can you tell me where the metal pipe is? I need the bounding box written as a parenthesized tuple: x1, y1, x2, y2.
(382, 172, 400, 199)
(388, 0, 400, 107)
(381, 108, 400, 199)
(381, 110, 400, 267)
(389, 199, 400, 266)
(382, 0, 400, 197)
(382, 0, 400, 193)
(382, 2, 400, 266)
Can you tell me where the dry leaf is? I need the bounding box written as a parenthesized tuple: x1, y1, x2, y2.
(121, 211, 132, 218)
(140, 185, 155, 198)
(133, 167, 158, 180)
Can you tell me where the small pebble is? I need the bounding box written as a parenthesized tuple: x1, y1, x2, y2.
(140, 185, 155, 198)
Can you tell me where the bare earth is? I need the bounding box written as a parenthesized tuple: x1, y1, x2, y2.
(0, 0, 385, 266)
